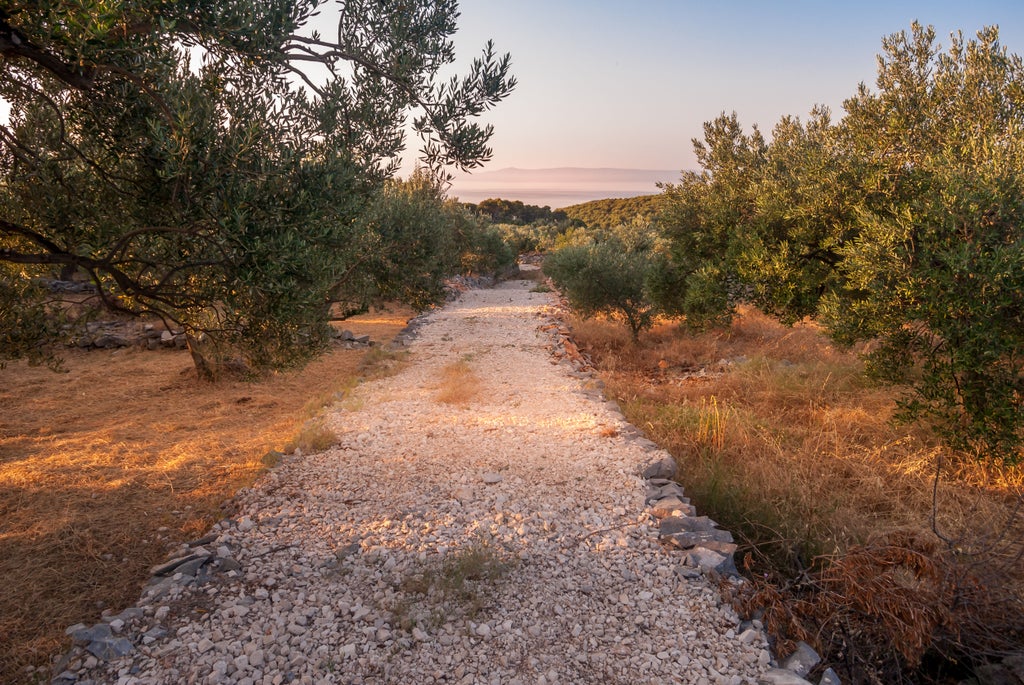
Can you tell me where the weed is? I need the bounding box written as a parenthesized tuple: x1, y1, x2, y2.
(392, 537, 515, 629)
(284, 419, 337, 454)
(435, 359, 482, 405)
(358, 346, 408, 379)
(260, 450, 284, 469)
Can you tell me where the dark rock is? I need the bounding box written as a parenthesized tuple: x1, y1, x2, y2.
(662, 530, 735, 551)
(112, 607, 144, 623)
(685, 547, 739, 576)
(142, 576, 178, 601)
(93, 334, 131, 349)
(173, 555, 211, 577)
(151, 552, 208, 577)
(216, 556, 242, 572)
(70, 623, 112, 646)
(144, 626, 168, 641)
(86, 636, 134, 660)
(781, 641, 821, 678)
(188, 534, 218, 547)
(658, 515, 717, 535)
(646, 483, 688, 504)
(674, 566, 702, 580)
(818, 668, 841, 685)
(51, 670, 79, 685)
(353, 334, 370, 344)
(641, 456, 676, 479)
(650, 496, 692, 519)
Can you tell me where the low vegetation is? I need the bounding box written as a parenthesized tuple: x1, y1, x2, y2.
(435, 358, 484, 406)
(394, 536, 515, 629)
(1, 2, 516, 377)
(0, 307, 413, 682)
(569, 309, 1023, 683)
(561, 195, 665, 231)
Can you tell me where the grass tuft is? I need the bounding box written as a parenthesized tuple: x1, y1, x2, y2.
(283, 419, 338, 454)
(435, 359, 482, 405)
(394, 537, 514, 630)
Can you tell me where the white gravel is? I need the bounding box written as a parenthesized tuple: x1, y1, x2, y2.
(72, 278, 771, 685)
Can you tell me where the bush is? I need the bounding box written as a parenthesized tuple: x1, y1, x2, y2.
(544, 241, 657, 341)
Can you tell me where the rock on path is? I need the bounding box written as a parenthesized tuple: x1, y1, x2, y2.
(67, 279, 771, 685)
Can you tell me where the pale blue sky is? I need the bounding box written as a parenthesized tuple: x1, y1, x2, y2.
(443, 0, 1024, 172)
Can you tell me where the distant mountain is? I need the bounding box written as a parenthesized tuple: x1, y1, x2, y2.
(448, 167, 681, 209)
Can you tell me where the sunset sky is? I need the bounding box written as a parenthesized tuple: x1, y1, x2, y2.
(439, 0, 1024, 174)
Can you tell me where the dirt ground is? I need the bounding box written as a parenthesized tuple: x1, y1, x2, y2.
(0, 306, 414, 683)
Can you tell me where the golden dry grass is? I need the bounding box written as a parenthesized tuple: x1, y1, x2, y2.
(570, 307, 1024, 677)
(434, 359, 482, 406)
(0, 306, 414, 683)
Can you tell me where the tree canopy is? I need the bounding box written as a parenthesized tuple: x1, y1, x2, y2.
(0, 1, 515, 374)
(655, 23, 1024, 462)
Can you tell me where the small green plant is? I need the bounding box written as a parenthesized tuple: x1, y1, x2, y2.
(283, 419, 337, 454)
(394, 537, 515, 628)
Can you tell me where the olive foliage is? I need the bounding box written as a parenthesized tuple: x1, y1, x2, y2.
(0, 1, 514, 373)
(656, 23, 1024, 462)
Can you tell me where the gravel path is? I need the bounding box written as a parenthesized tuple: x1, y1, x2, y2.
(68, 278, 771, 685)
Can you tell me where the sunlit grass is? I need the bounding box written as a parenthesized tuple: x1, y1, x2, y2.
(0, 306, 414, 682)
(571, 307, 1023, 674)
(434, 359, 483, 405)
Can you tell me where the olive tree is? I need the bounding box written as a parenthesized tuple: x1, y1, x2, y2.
(822, 24, 1024, 462)
(0, 1, 514, 375)
(656, 23, 1024, 462)
(544, 222, 660, 342)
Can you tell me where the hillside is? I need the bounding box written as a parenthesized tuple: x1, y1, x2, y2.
(561, 194, 666, 230)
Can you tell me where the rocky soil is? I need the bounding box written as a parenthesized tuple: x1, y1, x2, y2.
(58, 277, 774, 685)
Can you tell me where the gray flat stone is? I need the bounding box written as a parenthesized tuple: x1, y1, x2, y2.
(173, 555, 211, 577)
(151, 552, 207, 577)
(781, 641, 821, 678)
(650, 496, 690, 519)
(86, 636, 135, 660)
(662, 530, 735, 551)
(641, 456, 676, 479)
(70, 623, 112, 645)
(818, 668, 841, 685)
(759, 668, 813, 685)
(659, 516, 718, 535)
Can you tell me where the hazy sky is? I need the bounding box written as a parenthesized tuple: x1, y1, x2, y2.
(440, 0, 1024, 172)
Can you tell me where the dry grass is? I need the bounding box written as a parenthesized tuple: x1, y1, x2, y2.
(0, 306, 414, 683)
(570, 306, 1024, 681)
(434, 358, 482, 406)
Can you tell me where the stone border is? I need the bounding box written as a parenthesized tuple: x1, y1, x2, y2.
(537, 290, 844, 685)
